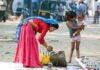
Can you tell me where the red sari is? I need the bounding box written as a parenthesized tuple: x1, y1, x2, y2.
(14, 19, 49, 68)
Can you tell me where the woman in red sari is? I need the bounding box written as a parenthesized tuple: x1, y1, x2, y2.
(14, 17, 59, 68)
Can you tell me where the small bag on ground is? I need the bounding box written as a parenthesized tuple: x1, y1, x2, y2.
(50, 51, 67, 67)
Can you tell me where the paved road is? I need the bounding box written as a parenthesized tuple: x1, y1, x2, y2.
(0, 18, 100, 66)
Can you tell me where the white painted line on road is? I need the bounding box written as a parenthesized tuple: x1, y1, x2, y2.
(47, 33, 100, 39)
(82, 34, 100, 39)
(0, 62, 46, 70)
(0, 62, 82, 70)
(0, 39, 13, 42)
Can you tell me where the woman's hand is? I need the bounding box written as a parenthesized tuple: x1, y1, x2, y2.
(43, 42, 53, 52)
(46, 46, 53, 52)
